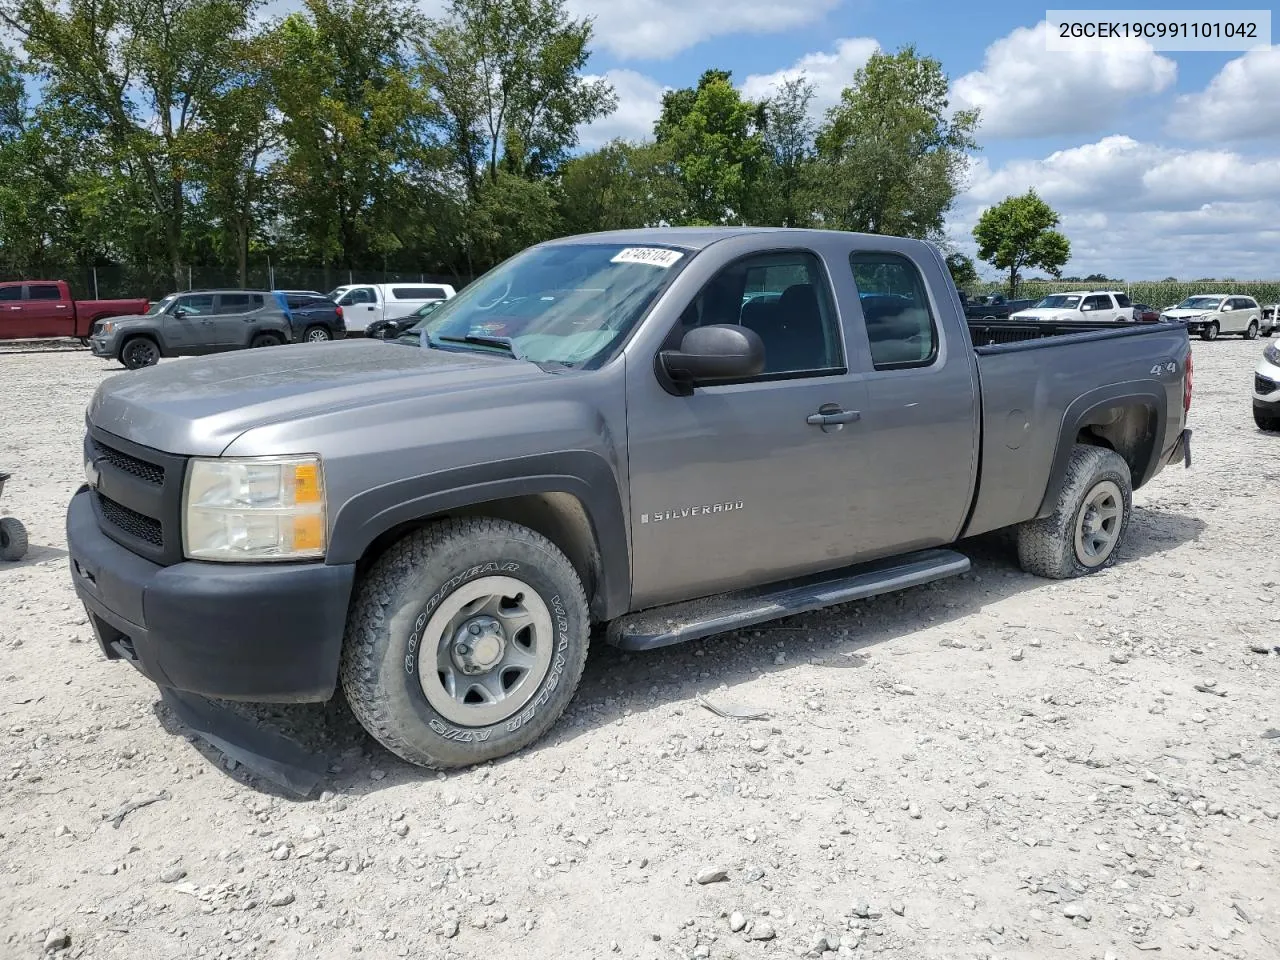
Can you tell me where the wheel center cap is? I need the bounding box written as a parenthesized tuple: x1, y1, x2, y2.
(452, 617, 505, 674)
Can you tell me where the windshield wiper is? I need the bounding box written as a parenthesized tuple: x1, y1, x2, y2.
(437, 334, 524, 359)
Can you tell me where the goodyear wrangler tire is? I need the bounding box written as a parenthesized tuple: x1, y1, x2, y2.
(339, 517, 589, 769)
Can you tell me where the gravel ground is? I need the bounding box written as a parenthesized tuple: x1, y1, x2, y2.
(1, 340, 1278, 960)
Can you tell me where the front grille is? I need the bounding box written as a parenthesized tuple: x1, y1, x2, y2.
(1258, 374, 1279, 394)
(97, 492, 163, 547)
(92, 439, 165, 485)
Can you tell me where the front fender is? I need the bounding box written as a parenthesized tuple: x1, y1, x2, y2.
(326, 450, 631, 619)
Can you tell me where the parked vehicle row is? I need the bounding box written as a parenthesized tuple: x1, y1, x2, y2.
(327, 282, 456, 333)
(67, 227, 1193, 771)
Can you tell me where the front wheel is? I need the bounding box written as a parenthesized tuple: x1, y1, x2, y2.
(1245, 321, 1259, 340)
(1200, 321, 1219, 341)
(340, 518, 590, 769)
(0, 516, 28, 561)
(120, 337, 160, 369)
(1256, 407, 1280, 432)
(1016, 444, 1133, 580)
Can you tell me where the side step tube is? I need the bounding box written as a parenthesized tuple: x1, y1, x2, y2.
(607, 548, 970, 651)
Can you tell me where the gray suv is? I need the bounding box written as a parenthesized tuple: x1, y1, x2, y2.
(89, 290, 295, 369)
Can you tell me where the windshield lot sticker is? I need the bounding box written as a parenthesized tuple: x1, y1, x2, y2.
(611, 247, 684, 268)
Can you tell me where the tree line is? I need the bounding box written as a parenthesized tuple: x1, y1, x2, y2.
(0, 0, 985, 297)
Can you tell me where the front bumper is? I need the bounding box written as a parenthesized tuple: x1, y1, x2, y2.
(67, 488, 355, 703)
(89, 336, 115, 358)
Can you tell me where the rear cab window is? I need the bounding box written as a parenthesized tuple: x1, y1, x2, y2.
(847, 252, 939, 370)
(28, 284, 62, 300)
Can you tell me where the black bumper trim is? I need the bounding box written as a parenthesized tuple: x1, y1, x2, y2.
(67, 489, 355, 703)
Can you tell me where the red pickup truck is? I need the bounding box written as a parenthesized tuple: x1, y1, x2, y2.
(0, 280, 149, 342)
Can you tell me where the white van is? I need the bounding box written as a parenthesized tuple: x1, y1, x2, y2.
(326, 282, 456, 333)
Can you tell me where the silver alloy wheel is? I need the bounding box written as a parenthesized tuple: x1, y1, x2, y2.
(1073, 480, 1123, 567)
(305, 327, 331, 342)
(417, 575, 555, 726)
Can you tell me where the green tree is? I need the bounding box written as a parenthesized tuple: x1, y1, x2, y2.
(2, 0, 260, 286)
(423, 0, 615, 193)
(654, 68, 765, 225)
(944, 252, 978, 290)
(812, 45, 978, 238)
(756, 76, 816, 226)
(557, 139, 681, 234)
(972, 190, 1071, 297)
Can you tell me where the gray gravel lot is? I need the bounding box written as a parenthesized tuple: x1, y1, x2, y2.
(1, 340, 1278, 960)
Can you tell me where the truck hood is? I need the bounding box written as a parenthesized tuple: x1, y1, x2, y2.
(87, 340, 548, 456)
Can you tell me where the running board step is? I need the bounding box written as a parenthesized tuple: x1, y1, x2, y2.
(607, 549, 970, 651)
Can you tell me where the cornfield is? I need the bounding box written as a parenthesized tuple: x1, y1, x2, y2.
(969, 280, 1280, 308)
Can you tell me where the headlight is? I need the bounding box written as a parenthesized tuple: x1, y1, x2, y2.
(99, 322, 114, 334)
(183, 455, 326, 561)
(1265, 342, 1280, 366)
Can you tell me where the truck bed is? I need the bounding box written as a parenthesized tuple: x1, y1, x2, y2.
(961, 317, 1190, 540)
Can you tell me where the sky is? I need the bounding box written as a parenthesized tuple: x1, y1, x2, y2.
(553, 0, 1280, 281)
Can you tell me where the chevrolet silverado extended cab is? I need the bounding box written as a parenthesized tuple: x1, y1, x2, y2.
(0, 279, 148, 342)
(67, 228, 1193, 771)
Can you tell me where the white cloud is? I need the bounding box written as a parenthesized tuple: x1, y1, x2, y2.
(740, 37, 879, 116)
(950, 136, 1280, 279)
(578, 69, 667, 147)
(1168, 45, 1280, 140)
(952, 21, 1177, 139)
(565, 0, 840, 61)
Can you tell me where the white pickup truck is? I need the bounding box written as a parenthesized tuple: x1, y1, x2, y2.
(327, 282, 457, 333)
(1010, 290, 1138, 324)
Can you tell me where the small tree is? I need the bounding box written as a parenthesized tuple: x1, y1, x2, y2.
(973, 190, 1069, 297)
(944, 252, 978, 291)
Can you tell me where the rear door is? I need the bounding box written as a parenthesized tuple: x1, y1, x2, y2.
(211, 292, 253, 345)
(1112, 292, 1135, 322)
(22, 283, 71, 336)
(0, 284, 29, 337)
(842, 249, 979, 555)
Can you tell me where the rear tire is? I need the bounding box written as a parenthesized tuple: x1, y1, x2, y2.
(1256, 408, 1280, 432)
(0, 517, 28, 561)
(250, 333, 283, 348)
(303, 326, 332, 343)
(1200, 321, 1219, 341)
(1244, 320, 1259, 340)
(1016, 444, 1133, 580)
(120, 336, 160, 369)
(340, 518, 590, 769)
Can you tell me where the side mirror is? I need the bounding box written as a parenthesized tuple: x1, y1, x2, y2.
(1221, 304, 1233, 312)
(172, 307, 187, 318)
(657, 324, 765, 395)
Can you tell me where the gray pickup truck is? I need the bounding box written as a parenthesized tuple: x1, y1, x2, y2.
(67, 228, 1193, 771)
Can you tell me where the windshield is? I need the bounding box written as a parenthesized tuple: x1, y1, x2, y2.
(323, 288, 345, 302)
(400, 242, 690, 366)
(1176, 296, 1222, 310)
(148, 294, 177, 316)
(1034, 295, 1081, 309)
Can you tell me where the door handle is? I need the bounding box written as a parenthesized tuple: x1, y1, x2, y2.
(807, 405, 861, 430)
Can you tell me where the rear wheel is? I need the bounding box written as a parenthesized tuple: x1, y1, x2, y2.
(1200, 321, 1219, 341)
(250, 333, 283, 348)
(1245, 320, 1259, 340)
(1016, 444, 1133, 580)
(340, 517, 590, 769)
(0, 517, 28, 561)
(303, 326, 332, 343)
(120, 336, 160, 369)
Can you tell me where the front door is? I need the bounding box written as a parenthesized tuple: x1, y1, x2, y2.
(340, 286, 380, 331)
(162, 293, 214, 348)
(626, 249, 870, 609)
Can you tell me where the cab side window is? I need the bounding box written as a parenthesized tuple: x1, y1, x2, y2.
(674, 251, 844, 378)
(848, 252, 938, 370)
(175, 294, 214, 315)
(342, 287, 376, 306)
(1083, 295, 1110, 312)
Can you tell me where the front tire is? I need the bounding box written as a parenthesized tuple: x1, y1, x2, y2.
(1256, 407, 1280, 432)
(120, 337, 160, 369)
(0, 517, 28, 561)
(340, 518, 590, 769)
(1200, 321, 1219, 341)
(1245, 320, 1259, 340)
(1016, 444, 1133, 580)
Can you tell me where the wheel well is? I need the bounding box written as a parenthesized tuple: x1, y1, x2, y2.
(1074, 402, 1156, 487)
(356, 492, 607, 620)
